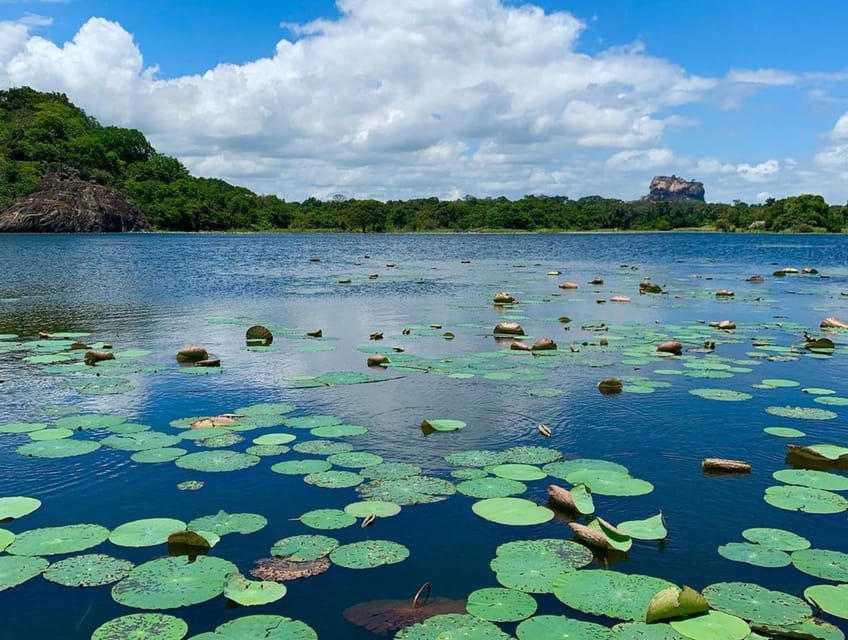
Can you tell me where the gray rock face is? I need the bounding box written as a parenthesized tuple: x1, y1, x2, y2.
(0, 171, 150, 232)
(646, 175, 705, 203)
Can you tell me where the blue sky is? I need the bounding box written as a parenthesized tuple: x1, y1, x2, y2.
(2, 0, 848, 204)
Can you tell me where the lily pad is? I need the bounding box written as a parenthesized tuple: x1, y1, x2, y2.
(805, 584, 848, 620)
(43, 553, 134, 587)
(189, 615, 316, 639)
(0, 422, 48, 434)
(611, 622, 687, 639)
(28, 427, 73, 440)
(361, 462, 422, 480)
(689, 389, 752, 401)
(343, 501, 402, 518)
(503, 446, 563, 465)
(553, 570, 675, 621)
(311, 424, 369, 438)
(490, 463, 546, 481)
(702, 581, 812, 626)
(773, 469, 848, 491)
(8, 523, 109, 556)
(55, 414, 127, 430)
(466, 587, 537, 622)
(271, 459, 333, 475)
(717, 542, 790, 568)
(565, 470, 654, 497)
(394, 613, 512, 640)
(330, 540, 409, 569)
(102, 432, 183, 451)
(252, 433, 297, 446)
(445, 449, 508, 467)
(187, 511, 267, 536)
(741, 528, 810, 551)
(91, 613, 188, 640)
(669, 611, 750, 640)
(357, 476, 456, 505)
(175, 450, 260, 472)
(304, 470, 364, 488)
(0, 529, 13, 551)
(764, 485, 848, 514)
(224, 571, 286, 606)
(131, 448, 187, 463)
(791, 548, 848, 582)
(763, 427, 806, 438)
(617, 513, 667, 540)
(544, 459, 629, 480)
(284, 415, 343, 429)
(456, 477, 527, 499)
(472, 497, 554, 526)
(491, 540, 592, 593)
(111, 555, 238, 609)
(0, 496, 41, 520)
(293, 441, 353, 455)
(17, 439, 101, 458)
(646, 586, 709, 623)
(421, 418, 467, 432)
(0, 555, 49, 591)
(326, 452, 384, 468)
(765, 406, 838, 420)
(109, 518, 187, 548)
(299, 509, 356, 530)
(270, 534, 339, 561)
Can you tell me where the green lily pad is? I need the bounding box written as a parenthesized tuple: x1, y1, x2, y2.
(503, 446, 563, 465)
(0, 555, 49, 591)
(805, 444, 848, 460)
(176, 480, 204, 491)
(617, 513, 667, 540)
(224, 571, 286, 606)
(516, 615, 611, 639)
(741, 528, 810, 551)
(304, 470, 364, 489)
(361, 462, 422, 480)
(773, 469, 848, 491)
(102, 432, 183, 451)
(271, 459, 333, 475)
(187, 511, 267, 536)
(445, 449, 508, 467)
(234, 402, 297, 417)
(791, 548, 848, 582)
(91, 613, 188, 640)
(131, 448, 187, 463)
(394, 613, 512, 640)
(472, 497, 554, 526)
(588, 518, 633, 552)
(270, 535, 338, 561)
(565, 470, 654, 497)
(456, 477, 527, 499)
(310, 424, 368, 438)
(763, 427, 806, 438)
(175, 451, 260, 472)
(329, 540, 409, 569)
(646, 586, 709, 623)
(421, 418, 467, 432)
(299, 509, 356, 530)
(190, 615, 316, 639)
(343, 501, 402, 518)
(0, 529, 13, 552)
(245, 444, 290, 457)
(0, 496, 41, 520)
(717, 542, 790, 568)
(490, 463, 546, 481)
(293, 440, 353, 455)
(357, 476, 456, 505)
(466, 587, 537, 622)
(765, 406, 838, 420)
(805, 584, 848, 620)
(0, 422, 48, 434)
(611, 621, 687, 639)
(109, 518, 187, 548)
(252, 433, 297, 446)
(112, 555, 238, 609)
(760, 378, 800, 388)
(284, 415, 343, 429)
(492, 540, 591, 593)
(764, 485, 848, 514)
(544, 459, 629, 480)
(7, 523, 109, 556)
(17, 439, 101, 458)
(55, 414, 127, 430)
(43, 553, 134, 587)
(28, 427, 73, 440)
(553, 570, 675, 621)
(702, 582, 812, 626)
(689, 389, 753, 401)
(669, 611, 750, 640)
(326, 452, 384, 468)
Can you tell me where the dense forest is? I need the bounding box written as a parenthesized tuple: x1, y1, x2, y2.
(1, 87, 846, 233)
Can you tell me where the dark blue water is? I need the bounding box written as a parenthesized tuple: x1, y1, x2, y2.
(1, 233, 847, 638)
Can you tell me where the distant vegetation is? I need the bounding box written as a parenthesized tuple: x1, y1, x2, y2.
(2, 87, 846, 233)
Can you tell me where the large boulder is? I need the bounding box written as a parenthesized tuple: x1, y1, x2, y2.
(0, 170, 150, 232)
(645, 175, 705, 203)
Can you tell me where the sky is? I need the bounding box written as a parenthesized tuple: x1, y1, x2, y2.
(2, 0, 848, 205)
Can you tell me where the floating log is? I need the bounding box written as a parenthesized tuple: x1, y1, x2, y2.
(537, 423, 552, 438)
(702, 458, 751, 473)
(531, 338, 557, 351)
(821, 317, 848, 329)
(568, 522, 610, 549)
(548, 484, 576, 510)
(84, 350, 115, 366)
(559, 282, 579, 290)
(194, 358, 221, 368)
(610, 295, 631, 303)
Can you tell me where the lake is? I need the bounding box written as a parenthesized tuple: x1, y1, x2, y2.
(0, 232, 847, 639)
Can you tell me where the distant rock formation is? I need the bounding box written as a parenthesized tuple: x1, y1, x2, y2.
(646, 175, 705, 203)
(0, 170, 150, 232)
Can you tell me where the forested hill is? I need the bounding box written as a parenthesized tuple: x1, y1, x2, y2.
(1, 87, 845, 233)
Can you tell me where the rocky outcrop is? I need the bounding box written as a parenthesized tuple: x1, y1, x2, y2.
(0, 170, 150, 232)
(646, 175, 705, 203)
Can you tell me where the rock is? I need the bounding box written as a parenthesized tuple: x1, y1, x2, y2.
(306, 329, 323, 338)
(718, 320, 736, 330)
(589, 278, 604, 285)
(176, 346, 209, 363)
(821, 317, 848, 329)
(531, 338, 557, 351)
(802, 267, 819, 274)
(69, 342, 90, 350)
(510, 341, 531, 351)
(494, 322, 525, 336)
(84, 350, 115, 366)
(548, 484, 577, 511)
(338, 278, 352, 284)
(368, 273, 378, 279)
(559, 281, 579, 290)
(598, 378, 623, 395)
(715, 289, 734, 297)
(367, 354, 389, 367)
(639, 280, 663, 294)
(568, 522, 610, 549)
(0, 169, 150, 232)
(645, 175, 705, 203)
(246, 325, 273, 346)
(657, 340, 682, 355)
(701, 458, 751, 474)
(746, 275, 764, 282)
(493, 291, 516, 304)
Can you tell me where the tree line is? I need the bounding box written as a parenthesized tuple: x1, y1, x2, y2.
(1, 87, 845, 233)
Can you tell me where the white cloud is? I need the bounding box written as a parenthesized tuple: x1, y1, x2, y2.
(736, 159, 780, 182)
(605, 147, 673, 170)
(832, 112, 848, 140)
(727, 68, 799, 86)
(16, 12, 51, 27)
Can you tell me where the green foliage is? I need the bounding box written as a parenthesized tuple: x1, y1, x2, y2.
(2, 86, 845, 233)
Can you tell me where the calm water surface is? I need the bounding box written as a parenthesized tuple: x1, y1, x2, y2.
(1, 233, 847, 638)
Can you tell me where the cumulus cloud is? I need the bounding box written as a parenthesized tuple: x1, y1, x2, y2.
(605, 148, 674, 170)
(726, 68, 799, 86)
